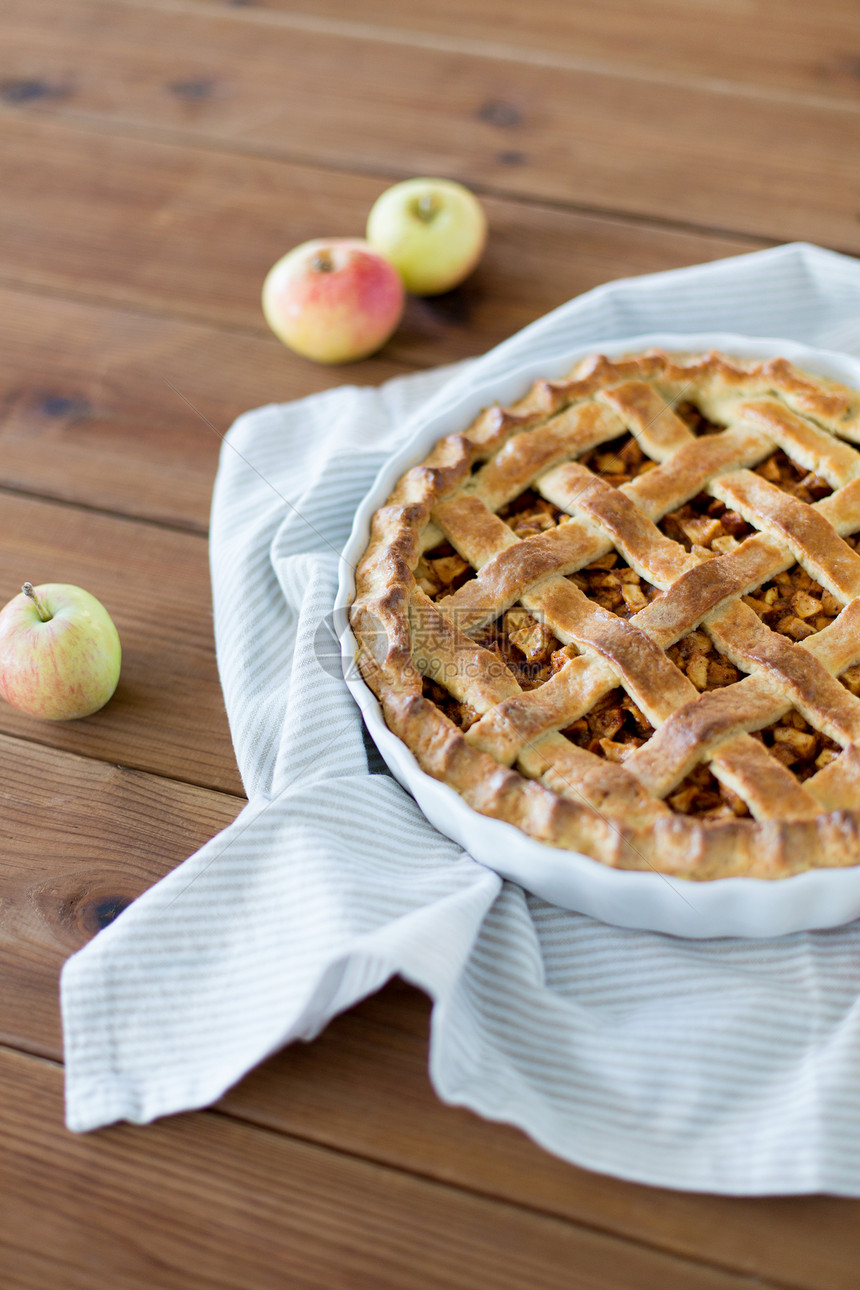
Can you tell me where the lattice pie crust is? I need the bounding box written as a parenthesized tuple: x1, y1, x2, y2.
(350, 351, 860, 878)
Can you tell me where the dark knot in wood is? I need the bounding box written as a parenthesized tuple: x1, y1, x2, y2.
(478, 99, 523, 129)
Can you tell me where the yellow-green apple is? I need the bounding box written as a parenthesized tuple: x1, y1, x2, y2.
(366, 178, 488, 296)
(262, 238, 405, 363)
(0, 582, 121, 720)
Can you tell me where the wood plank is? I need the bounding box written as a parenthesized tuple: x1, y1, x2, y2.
(0, 117, 758, 366)
(0, 285, 412, 531)
(179, 0, 860, 106)
(1, 0, 858, 249)
(0, 1045, 788, 1290)
(0, 735, 241, 1056)
(218, 982, 860, 1290)
(0, 494, 242, 794)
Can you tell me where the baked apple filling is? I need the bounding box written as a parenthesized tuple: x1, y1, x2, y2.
(666, 630, 741, 692)
(661, 495, 753, 554)
(743, 566, 840, 642)
(667, 765, 750, 819)
(423, 676, 480, 732)
(578, 432, 658, 486)
(672, 400, 725, 436)
(498, 489, 564, 538)
(753, 709, 841, 781)
(415, 540, 476, 600)
(473, 609, 561, 692)
(754, 448, 832, 503)
(561, 688, 654, 763)
(568, 551, 661, 619)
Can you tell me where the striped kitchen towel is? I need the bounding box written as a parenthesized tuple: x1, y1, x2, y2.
(62, 243, 860, 1194)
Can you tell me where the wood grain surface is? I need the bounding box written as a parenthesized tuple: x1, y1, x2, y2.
(2, 0, 860, 1285)
(185, 0, 860, 103)
(0, 284, 413, 528)
(4, 1, 860, 249)
(1, 1047, 793, 1290)
(0, 735, 241, 1056)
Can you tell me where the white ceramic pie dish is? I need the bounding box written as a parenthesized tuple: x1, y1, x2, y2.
(335, 331, 860, 938)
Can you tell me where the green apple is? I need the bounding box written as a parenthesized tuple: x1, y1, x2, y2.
(366, 178, 488, 296)
(262, 237, 405, 364)
(0, 582, 121, 720)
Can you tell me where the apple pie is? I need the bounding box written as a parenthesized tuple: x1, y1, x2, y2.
(350, 350, 860, 878)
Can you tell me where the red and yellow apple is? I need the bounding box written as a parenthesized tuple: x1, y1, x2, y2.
(366, 178, 488, 296)
(0, 582, 121, 721)
(262, 237, 405, 364)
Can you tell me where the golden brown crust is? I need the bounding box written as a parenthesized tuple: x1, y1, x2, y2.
(350, 349, 860, 879)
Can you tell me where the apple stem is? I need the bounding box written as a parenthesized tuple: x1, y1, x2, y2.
(311, 252, 334, 273)
(414, 193, 440, 223)
(22, 582, 52, 622)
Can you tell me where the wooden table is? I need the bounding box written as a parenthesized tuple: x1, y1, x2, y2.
(2, 2, 859, 1285)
